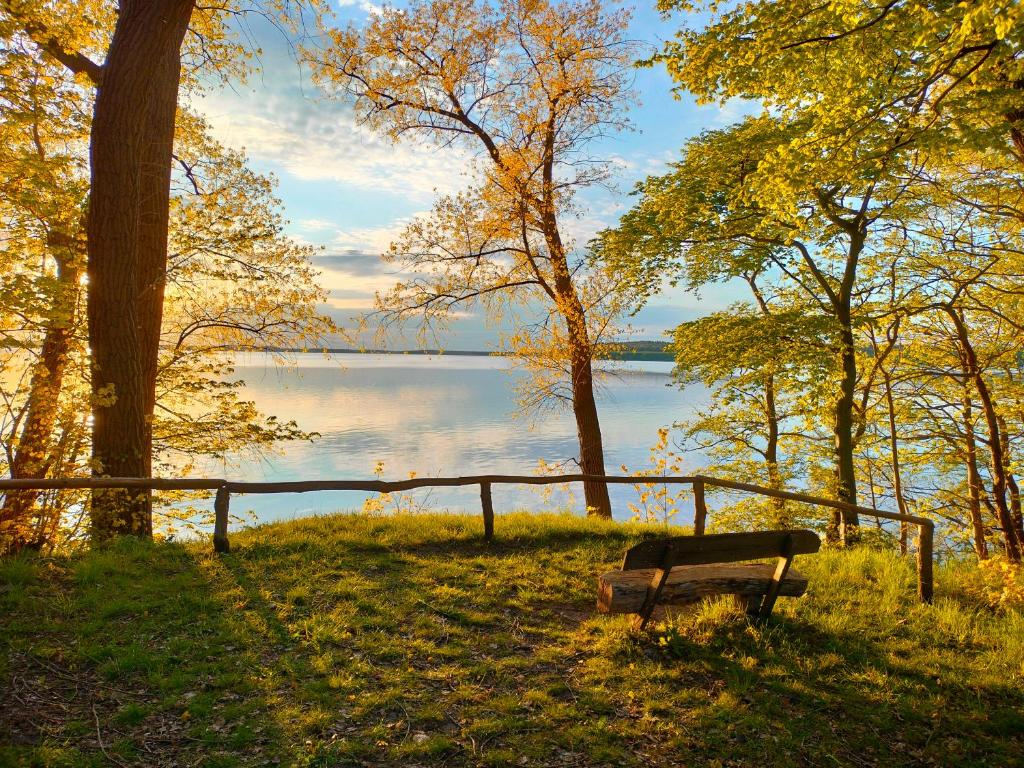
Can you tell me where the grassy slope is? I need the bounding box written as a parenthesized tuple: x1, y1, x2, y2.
(1, 513, 1022, 767)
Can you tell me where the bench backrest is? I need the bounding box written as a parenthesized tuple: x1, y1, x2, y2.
(622, 529, 821, 570)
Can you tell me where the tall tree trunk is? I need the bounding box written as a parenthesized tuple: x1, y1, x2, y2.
(536, 120, 611, 519)
(541, 232, 611, 517)
(881, 368, 910, 554)
(0, 243, 82, 553)
(947, 307, 1021, 561)
(962, 390, 990, 560)
(833, 300, 860, 543)
(807, 196, 867, 545)
(997, 415, 1024, 541)
(86, 0, 195, 539)
(748, 274, 786, 525)
(763, 372, 788, 527)
(567, 327, 612, 518)
(553, 277, 611, 518)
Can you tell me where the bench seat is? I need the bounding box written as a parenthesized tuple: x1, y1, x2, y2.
(597, 562, 808, 614)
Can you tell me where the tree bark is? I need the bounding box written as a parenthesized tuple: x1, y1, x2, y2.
(548, 246, 611, 519)
(537, 110, 611, 519)
(799, 198, 865, 544)
(763, 373, 789, 527)
(881, 368, 910, 554)
(997, 415, 1024, 542)
(833, 299, 860, 542)
(86, 0, 195, 538)
(567, 331, 612, 518)
(748, 275, 787, 526)
(947, 307, 1021, 561)
(0, 244, 82, 553)
(962, 390, 989, 559)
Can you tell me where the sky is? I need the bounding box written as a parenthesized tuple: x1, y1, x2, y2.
(194, 0, 756, 349)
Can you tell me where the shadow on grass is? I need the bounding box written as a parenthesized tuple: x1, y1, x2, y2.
(644, 600, 1023, 767)
(3, 518, 1023, 768)
(0, 539, 297, 767)
(218, 521, 1023, 767)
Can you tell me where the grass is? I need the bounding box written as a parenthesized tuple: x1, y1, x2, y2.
(1, 512, 1022, 767)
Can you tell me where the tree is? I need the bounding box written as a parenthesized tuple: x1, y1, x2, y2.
(0, 9, 335, 551)
(900, 169, 1024, 560)
(2, 0, 328, 539)
(668, 277, 824, 529)
(310, 0, 636, 517)
(1, 0, 197, 537)
(592, 1, 1024, 557)
(84, 0, 200, 537)
(0, 30, 91, 550)
(600, 116, 920, 541)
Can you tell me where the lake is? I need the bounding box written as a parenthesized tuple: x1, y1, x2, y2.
(200, 353, 706, 526)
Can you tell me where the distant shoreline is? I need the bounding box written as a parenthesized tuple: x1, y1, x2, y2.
(256, 345, 675, 362)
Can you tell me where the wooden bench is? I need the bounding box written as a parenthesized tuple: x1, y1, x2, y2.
(597, 529, 821, 630)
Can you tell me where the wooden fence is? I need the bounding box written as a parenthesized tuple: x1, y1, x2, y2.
(0, 473, 935, 602)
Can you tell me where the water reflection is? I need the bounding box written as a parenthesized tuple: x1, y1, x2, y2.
(198, 353, 705, 525)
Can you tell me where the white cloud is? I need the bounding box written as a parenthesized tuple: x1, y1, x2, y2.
(336, 0, 382, 16)
(193, 12, 475, 205)
(318, 265, 395, 301)
(329, 217, 418, 255)
(640, 150, 677, 175)
(198, 103, 473, 200)
(298, 218, 338, 231)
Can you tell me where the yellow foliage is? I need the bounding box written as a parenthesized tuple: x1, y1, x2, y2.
(977, 556, 1024, 611)
(0, 0, 336, 550)
(361, 461, 429, 516)
(622, 427, 686, 526)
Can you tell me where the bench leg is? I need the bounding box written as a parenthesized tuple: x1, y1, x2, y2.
(635, 565, 672, 631)
(758, 550, 794, 621)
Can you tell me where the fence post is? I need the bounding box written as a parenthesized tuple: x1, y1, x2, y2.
(692, 480, 707, 536)
(480, 482, 494, 541)
(917, 521, 934, 603)
(214, 485, 231, 554)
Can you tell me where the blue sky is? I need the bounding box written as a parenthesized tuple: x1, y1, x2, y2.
(194, 0, 755, 349)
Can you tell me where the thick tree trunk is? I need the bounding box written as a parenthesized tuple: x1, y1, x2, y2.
(86, 0, 194, 539)
(962, 391, 990, 560)
(948, 308, 1021, 561)
(0, 246, 82, 553)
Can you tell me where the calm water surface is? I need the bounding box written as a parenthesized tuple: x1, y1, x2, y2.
(202, 353, 706, 526)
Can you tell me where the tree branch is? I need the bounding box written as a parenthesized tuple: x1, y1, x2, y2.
(2, 2, 104, 85)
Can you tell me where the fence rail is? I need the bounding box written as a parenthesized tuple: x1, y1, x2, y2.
(0, 473, 935, 602)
